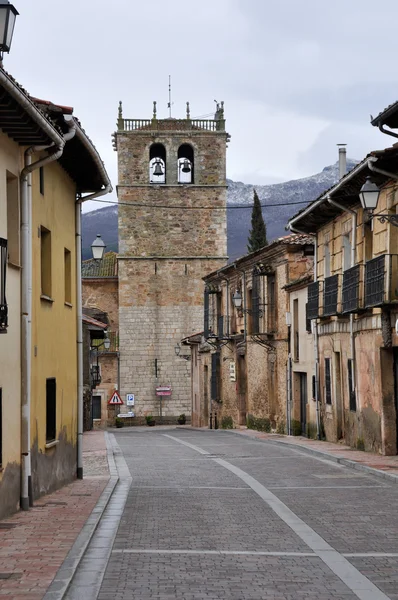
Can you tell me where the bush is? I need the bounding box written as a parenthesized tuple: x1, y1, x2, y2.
(306, 422, 318, 440)
(177, 414, 186, 425)
(221, 416, 234, 429)
(115, 417, 124, 428)
(276, 421, 285, 435)
(291, 419, 302, 436)
(356, 437, 365, 451)
(246, 414, 271, 433)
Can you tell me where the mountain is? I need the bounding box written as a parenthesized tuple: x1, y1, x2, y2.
(81, 159, 358, 262)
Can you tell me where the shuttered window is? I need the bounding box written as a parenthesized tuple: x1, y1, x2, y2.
(325, 358, 332, 405)
(251, 272, 260, 334)
(0, 238, 7, 333)
(204, 289, 209, 338)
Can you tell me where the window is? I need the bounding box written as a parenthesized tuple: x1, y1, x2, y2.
(251, 271, 263, 334)
(92, 395, 101, 420)
(0, 388, 2, 466)
(204, 288, 210, 338)
(348, 359, 356, 411)
(343, 233, 352, 272)
(46, 378, 56, 442)
(324, 244, 331, 278)
(211, 352, 220, 401)
(149, 143, 166, 184)
(0, 238, 7, 332)
(267, 274, 276, 332)
(178, 144, 194, 184)
(325, 358, 332, 404)
(40, 226, 52, 298)
(312, 375, 316, 402)
(39, 166, 44, 195)
(6, 171, 19, 266)
(64, 248, 71, 304)
(293, 298, 299, 361)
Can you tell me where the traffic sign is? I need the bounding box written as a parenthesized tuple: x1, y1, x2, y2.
(156, 386, 172, 396)
(108, 390, 123, 405)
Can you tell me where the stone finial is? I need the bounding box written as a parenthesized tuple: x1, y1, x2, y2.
(186, 102, 190, 119)
(117, 101, 123, 130)
(153, 101, 157, 119)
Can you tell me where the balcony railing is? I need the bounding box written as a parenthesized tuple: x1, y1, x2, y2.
(307, 281, 320, 320)
(364, 254, 398, 307)
(323, 275, 339, 317)
(342, 265, 363, 314)
(118, 118, 225, 132)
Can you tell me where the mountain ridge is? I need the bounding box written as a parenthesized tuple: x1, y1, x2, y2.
(82, 159, 358, 261)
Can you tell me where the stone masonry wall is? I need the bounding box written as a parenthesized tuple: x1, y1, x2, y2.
(117, 122, 228, 420)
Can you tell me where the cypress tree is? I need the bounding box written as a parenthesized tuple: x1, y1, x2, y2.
(247, 189, 267, 253)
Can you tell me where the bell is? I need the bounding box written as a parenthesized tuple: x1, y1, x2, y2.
(153, 160, 164, 176)
(181, 159, 191, 173)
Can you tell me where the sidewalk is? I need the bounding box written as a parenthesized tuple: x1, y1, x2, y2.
(0, 431, 110, 599)
(231, 427, 398, 480)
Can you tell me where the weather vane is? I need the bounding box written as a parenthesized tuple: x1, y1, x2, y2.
(167, 75, 174, 118)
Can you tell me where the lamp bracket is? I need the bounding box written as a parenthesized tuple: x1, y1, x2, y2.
(374, 214, 398, 227)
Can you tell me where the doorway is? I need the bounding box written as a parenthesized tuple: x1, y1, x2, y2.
(238, 355, 247, 426)
(299, 373, 307, 435)
(393, 349, 398, 454)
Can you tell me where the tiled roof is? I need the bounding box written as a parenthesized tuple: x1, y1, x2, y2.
(371, 100, 398, 128)
(82, 314, 108, 329)
(82, 252, 118, 278)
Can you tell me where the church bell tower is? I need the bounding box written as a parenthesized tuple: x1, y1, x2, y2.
(114, 100, 229, 420)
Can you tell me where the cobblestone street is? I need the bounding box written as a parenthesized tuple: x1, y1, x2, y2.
(85, 429, 398, 600)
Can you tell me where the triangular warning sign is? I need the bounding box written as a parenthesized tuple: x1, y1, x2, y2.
(108, 391, 123, 405)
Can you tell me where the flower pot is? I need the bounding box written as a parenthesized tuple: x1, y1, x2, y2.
(147, 420, 155, 426)
(177, 419, 186, 425)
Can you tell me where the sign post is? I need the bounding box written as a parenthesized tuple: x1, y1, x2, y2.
(156, 386, 172, 424)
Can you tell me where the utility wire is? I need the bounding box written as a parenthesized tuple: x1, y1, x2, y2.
(86, 197, 311, 209)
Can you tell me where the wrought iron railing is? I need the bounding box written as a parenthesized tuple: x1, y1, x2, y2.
(306, 281, 320, 320)
(364, 255, 386, 307)
(342, 264, 362, 313)
(92, 331, 119, 353)
(323, 275, 339, 316)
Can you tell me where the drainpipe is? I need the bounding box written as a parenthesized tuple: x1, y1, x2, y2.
(75, 169, 112, 479)
(289, 224, 321, 439)
(20, 131, 66, 510)
(377, 123, 398, 140)
(327, 195, 357, 433)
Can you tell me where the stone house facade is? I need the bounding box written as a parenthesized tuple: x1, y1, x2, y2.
(289, 135, 398, 455)
(82, 252, 119, 428)
(186, 235, 314, 430)
(114, 102, 229, 421)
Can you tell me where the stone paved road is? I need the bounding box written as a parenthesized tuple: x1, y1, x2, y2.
(96, 428, 398, 600)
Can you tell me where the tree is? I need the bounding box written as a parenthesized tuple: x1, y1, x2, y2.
(247, 189, 267, 253)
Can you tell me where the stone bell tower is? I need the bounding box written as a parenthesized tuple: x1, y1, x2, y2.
(114, 100, 229, 420)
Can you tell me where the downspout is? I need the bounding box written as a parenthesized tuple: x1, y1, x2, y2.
(75, 162, 112, 479)
(289, 224, 320, 439)
(327, 195, 357, 436)
(20, 133, 66, 510)
(378, 123, 398, 140)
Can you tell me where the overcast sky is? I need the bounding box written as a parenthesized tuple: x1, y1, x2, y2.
(5, 0, 398, 211)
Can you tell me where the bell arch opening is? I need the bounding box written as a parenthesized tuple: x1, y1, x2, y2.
(178, 144, 194, 184)
(149, 143, 166, 184)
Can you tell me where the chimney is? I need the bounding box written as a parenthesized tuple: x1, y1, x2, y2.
(337, 144, 347, 179)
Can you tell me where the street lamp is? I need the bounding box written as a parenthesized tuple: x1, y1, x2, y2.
(0, 1, 18, 59)
(359, 176, 380, 211)
(91, 234, 106, 260)
(232, 290, 242, 309)
(359, 177, 398, 226)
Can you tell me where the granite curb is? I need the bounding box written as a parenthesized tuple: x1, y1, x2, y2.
(43, 433, 119, 600)
(226, 429, 398, 485)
